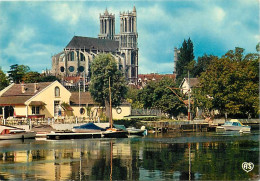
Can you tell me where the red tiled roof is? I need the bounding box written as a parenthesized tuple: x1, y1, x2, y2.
(63, 76, 82, 83)
(0, 96, 32, 106)
(138, 73, 176, 81)
(70, 92, 97, 105)
(0, 82, 52, 105)
(1, 82, 52, 97)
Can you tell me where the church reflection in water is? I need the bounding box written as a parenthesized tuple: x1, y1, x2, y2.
(0, 134, 258, 180)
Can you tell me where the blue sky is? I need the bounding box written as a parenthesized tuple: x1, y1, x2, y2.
(0, 0, 259, 74)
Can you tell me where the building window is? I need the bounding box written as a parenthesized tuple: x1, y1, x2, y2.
(80, 53, 85, 61)
(55, 87, 60, 97)
(32, 106, 40, 115)
(60, 66, 65, 72)
(80, 108, 85, 115)
(69, 66, 75, 72)
(70, 52, 74, 61)
(79, 66, 85, 72)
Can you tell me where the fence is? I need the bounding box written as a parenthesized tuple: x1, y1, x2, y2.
(131, 108, 163, 116)
(0, 116, 99, 126)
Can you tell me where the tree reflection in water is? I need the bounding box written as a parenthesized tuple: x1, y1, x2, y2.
(0, 132, 258, 180)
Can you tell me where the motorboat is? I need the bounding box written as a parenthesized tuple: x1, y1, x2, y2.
(103, 128, 128, 138)
(126, 126, 147, 136)
(216, 119, 251, 132)
(0, 125, 36, 140)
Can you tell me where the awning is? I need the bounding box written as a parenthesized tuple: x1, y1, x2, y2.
(29, 101, 46, 106)
(61, 105, 74, 111)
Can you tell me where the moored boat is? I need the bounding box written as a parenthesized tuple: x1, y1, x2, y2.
(126, 126, 147, 136)
(216, 119, 251, 132)
(103, 128, 128, 138)
(0, 125, 36, 140)
(72, 123, 106, 133)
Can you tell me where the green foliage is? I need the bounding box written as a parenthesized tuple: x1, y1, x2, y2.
(192, 54, 218, 77)
(256, 42, 260, 52)
(22, 71, 41, 83)
(8, 64, 30, 83)
(89, 54, 128, 107)
(176, 38, 195, 83)
(194, 47, 259, 118)
(0, 68, 9, 91)
(126, 87, 144, 109)
(38, 75, 60, 82)
(137, 77, 187, 117)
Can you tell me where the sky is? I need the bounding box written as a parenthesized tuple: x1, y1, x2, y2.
(0, 0, 259, 74)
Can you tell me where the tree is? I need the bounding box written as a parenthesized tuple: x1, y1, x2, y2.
(22, 71, 41, 83)
(89, 54, 128, 110)
(8, 64, 30, 83)
(176, 38, 195, 83)
(194, 47, 259, 118)
(126, 87, 144, 109)
(0, 68, 9, 91)
(192, 54, 218, 77)
(137, 77, 187, 118)
(38, 75, 60, 82)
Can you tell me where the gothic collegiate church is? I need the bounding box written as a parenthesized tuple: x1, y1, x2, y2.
(51, 6, 138, 84)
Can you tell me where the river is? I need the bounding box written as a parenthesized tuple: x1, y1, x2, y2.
(0, 131, 259, 180)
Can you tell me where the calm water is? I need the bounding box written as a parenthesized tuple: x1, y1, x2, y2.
(0, 131, 259, 180)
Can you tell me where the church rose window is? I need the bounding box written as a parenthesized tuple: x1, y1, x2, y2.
(69, 66, 74, 72)
(60, 66, 65, 72)
(79, 66, 85, 72)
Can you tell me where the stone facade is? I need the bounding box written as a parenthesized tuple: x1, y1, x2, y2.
(52, 6, 138, 84)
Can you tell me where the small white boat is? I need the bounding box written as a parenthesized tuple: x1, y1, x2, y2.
(216, 119, 251, 132)
(126, 126, 147, 136)
(0, 125, 36, 140)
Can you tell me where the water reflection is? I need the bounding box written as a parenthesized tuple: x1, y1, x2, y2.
(0, 132, 259, 180)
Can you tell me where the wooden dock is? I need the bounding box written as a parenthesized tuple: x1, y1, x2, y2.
(46, 132, 102, 140)
(142, 119, 259, 133)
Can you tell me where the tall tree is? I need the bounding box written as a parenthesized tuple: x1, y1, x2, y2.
(194, 47, 259, 118)
(89, 54, 128, 110)
(8, 64, 30, 83)
(176, 38, 195, 83)
(137, 77, 187, 118)
(0, 68, 9, 91)
(192, 54, 218, 77)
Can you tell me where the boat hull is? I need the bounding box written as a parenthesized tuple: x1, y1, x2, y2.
(103, 131, 128, 138)
(0, 132, 36, 140)
(46, 132, 103, 140)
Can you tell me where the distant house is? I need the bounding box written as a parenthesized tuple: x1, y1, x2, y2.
(0, 81, 72, 119)
(179, 78, 199, 94)
(138, 73, 176, 88)
(70, 92, 131, 120)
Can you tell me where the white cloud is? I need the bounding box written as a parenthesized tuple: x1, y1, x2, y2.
(213, 7, 225, 22)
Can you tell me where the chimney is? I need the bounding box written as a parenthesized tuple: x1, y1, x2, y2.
(34, 83, 38, 93)
(21, 82, 25, 93)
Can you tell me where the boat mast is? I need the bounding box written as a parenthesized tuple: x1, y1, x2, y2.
(109, 77, 113, 129)
(188, 71, 191, 121)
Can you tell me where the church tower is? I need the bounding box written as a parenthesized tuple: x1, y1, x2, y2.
(118, 6, 138, 84)
(98, 9, 115, 40)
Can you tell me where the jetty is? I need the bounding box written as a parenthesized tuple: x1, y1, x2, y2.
(142, 119, 259, 133)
